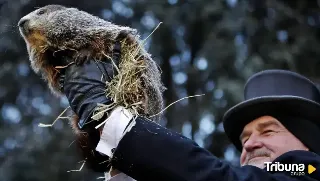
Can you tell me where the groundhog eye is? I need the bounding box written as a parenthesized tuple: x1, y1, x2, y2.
(37, 9, 46, 15)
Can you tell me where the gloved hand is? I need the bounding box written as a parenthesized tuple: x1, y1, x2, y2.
(61, 59, 115, 129)
(57, 44, 121, 173)
(60, 42, 121, 130)
(58, 58, 118, 173)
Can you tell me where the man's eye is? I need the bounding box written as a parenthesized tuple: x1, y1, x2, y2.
(263, 130, 274, 134)
(242, 138, 248, 145)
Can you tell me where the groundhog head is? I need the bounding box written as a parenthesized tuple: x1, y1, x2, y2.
(18, 4, 136, 96)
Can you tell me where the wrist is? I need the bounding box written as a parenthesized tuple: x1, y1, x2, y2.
(95, 106, 133, 157)
(110, 167, 121, 177)
(75, 94, 113, 129)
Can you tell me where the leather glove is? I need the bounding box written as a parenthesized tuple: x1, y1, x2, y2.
(60, 41, 121, 130)
(61, 59, 114, 129)
(61, 59, 116, 172)
(58, 42, 121, 173)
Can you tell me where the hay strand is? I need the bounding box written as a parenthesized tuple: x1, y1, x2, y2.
(38, 106, 70, 127)
(141, 22, 162, 45)
(67, 160, 86, 172)
(149, 94, 205, 118)
(68, 140, 76, 147)
(94, 113, 113, 129)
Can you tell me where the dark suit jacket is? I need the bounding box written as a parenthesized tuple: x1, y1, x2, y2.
(111, 117, 320, 181)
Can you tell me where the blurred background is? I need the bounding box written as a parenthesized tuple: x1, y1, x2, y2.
(1, 0, 320, 180)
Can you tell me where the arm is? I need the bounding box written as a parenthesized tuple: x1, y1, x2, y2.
(60, 59, 313, 181)
(97, 113, 306, 181)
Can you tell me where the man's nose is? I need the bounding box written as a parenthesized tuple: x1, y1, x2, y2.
(18, 18, 29, 28)
(243, 135, 263, 152)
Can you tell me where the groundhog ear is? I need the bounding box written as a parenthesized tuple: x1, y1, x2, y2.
(117, 29, 138, 40)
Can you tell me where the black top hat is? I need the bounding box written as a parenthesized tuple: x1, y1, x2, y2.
(223, 69, 320, 153)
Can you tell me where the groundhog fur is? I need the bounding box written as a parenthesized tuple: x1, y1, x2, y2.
(18, 4, 165, 172)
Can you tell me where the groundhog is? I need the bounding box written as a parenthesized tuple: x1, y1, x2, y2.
(18, 4, 165, 172)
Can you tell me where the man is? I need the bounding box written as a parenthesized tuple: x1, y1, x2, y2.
(61, 59, 320, 181)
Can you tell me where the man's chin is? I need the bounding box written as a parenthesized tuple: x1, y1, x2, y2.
(247, 156, 270, 169)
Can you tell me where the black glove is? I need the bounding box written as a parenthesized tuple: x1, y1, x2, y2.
(61, 42, 121, 130)
(61, 60, 114, 129)
(59, 42, 121, 173)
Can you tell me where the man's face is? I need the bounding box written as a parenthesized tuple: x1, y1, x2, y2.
(239, 116, 308, 169)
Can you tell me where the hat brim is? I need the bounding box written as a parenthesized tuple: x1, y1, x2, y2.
(223, 95, 320, 152)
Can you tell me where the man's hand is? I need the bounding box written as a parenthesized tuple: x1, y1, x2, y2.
(61, 59, 115, 129)
(60, 58, 117, 172)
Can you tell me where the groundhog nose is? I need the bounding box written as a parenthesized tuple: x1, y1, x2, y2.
(18, 19, 29, 28)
